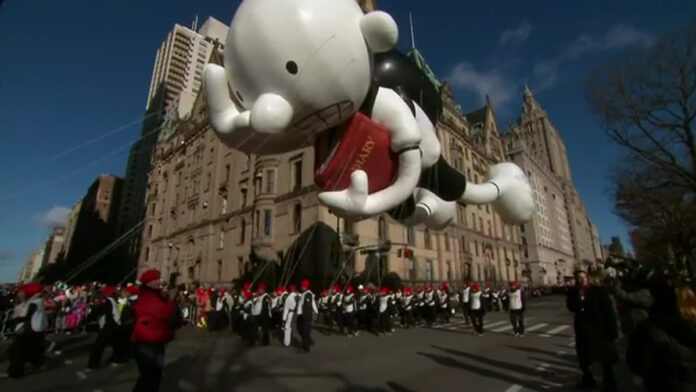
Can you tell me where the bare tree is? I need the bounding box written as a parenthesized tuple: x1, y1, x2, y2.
(586, 19, 696, 274)
(586, 19, 696, 194)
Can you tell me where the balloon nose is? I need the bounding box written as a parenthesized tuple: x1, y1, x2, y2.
(250, 93, 294, 134)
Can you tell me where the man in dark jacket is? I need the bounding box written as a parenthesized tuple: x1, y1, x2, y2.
(627, 281, 696, 392)
(131, 270, 181, 392)
(567, 269, 619, 391)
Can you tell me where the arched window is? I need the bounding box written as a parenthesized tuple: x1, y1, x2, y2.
(378, 217, 388, 241)
(239, 219, 246, 244)
(293, 203, 302, 233)
(424, 228, 432, 249)
(444, 232, 450, 251)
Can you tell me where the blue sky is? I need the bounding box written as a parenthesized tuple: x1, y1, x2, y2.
(0, 0, 693, 282)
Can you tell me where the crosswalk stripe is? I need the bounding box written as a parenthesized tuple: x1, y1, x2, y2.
(492, 324, 514, 332)
(526, 323, 548, 332)
(541, 325, 570, 337)
(485, 320, 509, 329)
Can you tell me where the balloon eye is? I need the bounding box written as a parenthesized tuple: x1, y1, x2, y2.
(285, 61, 298, 75)
(235, 91, 244, 103)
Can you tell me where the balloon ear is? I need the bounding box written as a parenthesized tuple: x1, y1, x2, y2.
(360, 11, 398, 53)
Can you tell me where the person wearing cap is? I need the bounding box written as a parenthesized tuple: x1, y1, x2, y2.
(424, 285, 436, 326)
(459, 282, 471, 326)
(508, 281, 526, 337)
(401, 287, 415, 328)
(482, 283, 493, 313)
(470, 283, 485, 336)
(251, 284, 272, 345)
(131, 269, 182, 392)
(356, 285, 371, 332)
(84, 285, 124, 370)
(491, 286, 501, 312)
(3, 283, 48, 379)
(438, 283, 451, 324)
(296, 279, 318, 352)
(342, 286, 358, 337)
(282, 284, 301, 347)
(329, 285, 343, 332)
(414, 285, 425, 326)
(377, 287, 392, 335)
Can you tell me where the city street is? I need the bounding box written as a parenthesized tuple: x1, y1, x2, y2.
(0, 295, 636, 392)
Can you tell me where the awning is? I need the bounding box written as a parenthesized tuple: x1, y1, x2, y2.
(252, 246, 280, 264)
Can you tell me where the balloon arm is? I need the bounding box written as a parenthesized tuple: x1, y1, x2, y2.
(460, 182, 500, 205)
(317, 149, 421, 217)
(371, 87, 421, 152)
(203, 64, 251, 134)
(361, 149, 421, 215)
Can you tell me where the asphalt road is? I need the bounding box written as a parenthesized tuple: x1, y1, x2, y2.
(0, 295, 637, 392)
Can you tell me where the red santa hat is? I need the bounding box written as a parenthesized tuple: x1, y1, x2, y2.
(278, 286, 286, 293)
(427, 285, 434, 291)
(219, 289, 227, 295)
(441, 282, 449, 291)
(300, 279, 310, 290)
(472, 283, 480, 291)
(242, 282, 251, 291)
(289, 285, 297, 292)
(416, 285, 423, 292)
(485, 283, 491, 289)
(380, 287, 388, 295)
(19, 283, 43, 297)
(101, 286, 116, 297)
(125, 285, 140, 296)
(346, 285, 354, 294)
(196, 287, 205, 295)
(332, 284, 341, 292)
(510, 281, 518, 289)
(321, 289, 329, 296)
(243, 290, 252, 299)
(257, 283, 267, 293)
(139, 269, 160, 284)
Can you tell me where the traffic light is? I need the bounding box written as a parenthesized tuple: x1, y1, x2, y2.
(404, 248, 413, 258)
(397, 249, 402, 257)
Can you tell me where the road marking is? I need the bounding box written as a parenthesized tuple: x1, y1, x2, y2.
(485, 320, 509, 329)
(526, 323, 548, 332)
(535, 362, 550, 371)
(492, 324, 514, 333)
(504, 385, 523, 392)
(541, 325, 570, 337)
(556, 350, 566, 356)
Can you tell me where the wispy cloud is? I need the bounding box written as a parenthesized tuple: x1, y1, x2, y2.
(499, 22, 532, 46)
(448, 63, 516, 106)
(532, 24, 655, 92)
(35, 206, 71, 229)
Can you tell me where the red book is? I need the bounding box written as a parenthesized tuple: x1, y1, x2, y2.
(315, 112, 398, 193)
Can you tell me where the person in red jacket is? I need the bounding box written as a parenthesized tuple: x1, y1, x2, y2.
(131, 269, 181, 392)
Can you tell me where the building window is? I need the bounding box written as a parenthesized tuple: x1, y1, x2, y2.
(444, 232, 450, 251)
(218, 227, 225, 249)
(188, 266, 194, 279)
(240, 185, 247, 208)
(242, 155, 249, 171)
(424, 229, 432, 249)
(292, 203, 302, 233)
(474, 241, 479, 256)
(254, 176, 262, 195)
(447, 261, 453, 281)
(217, 260, 222, 282)
(254, 210, 260, 237)
(237, 256, 244, 277)
(144, 247, 150, 262)
(224, 164, 230, 181)
(406, 227, 415, 246)
(148, 224, 153, 238)
(239, 219, 246, 243)
(378, 217, 388, 241)
(292, 159, 302, 191)
(263, 209, 272, 236)
(478, 217, 483, 232)
(408, 259, 416, 281)
(487, 221, 492, 236)
(265, 170, 275, 193)
(425, 259, 434, 281)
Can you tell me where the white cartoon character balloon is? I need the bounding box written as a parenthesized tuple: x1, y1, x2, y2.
(204, 0, 535, 226)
